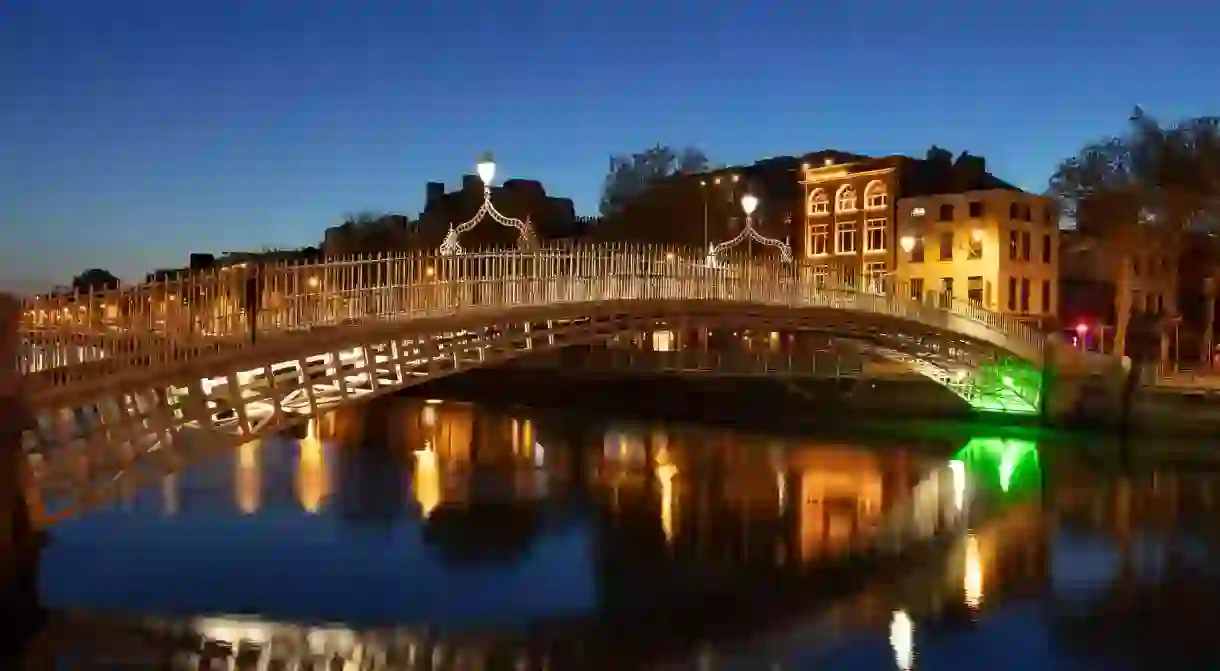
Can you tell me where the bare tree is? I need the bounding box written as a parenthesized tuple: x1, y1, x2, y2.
(599, 144, 710, 218)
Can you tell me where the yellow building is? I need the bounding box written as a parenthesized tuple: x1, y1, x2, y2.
(895, 190, 1060, 324)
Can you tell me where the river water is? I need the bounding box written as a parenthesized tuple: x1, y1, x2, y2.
(20, 396, 1220, 670)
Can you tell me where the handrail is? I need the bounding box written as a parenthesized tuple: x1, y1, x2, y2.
(15, 245, 1047, 392)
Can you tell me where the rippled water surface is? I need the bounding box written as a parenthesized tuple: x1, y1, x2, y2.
(18, 397, 1220, 670)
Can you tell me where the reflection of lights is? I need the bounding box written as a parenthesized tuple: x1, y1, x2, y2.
(236, 440, 262, 515)
(297, 421, 329, 514)
(652, 330, 674, 351)
(161, 473, 179, 517)
(777, 472, 787, 512)
(424, 398, 443, 405)
(965, 533, 983, 610)
(414, 441, 440, 517)
(421, 405, 437, 427)
(999, 448, 1018, 492)
(948, 460, 966, 511)
(656, 463, 678, 543)
(533, 442, 546, 468)
(889, 610, 914, 671)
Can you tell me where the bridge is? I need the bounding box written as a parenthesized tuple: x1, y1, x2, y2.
(3, 245, 1114, 525)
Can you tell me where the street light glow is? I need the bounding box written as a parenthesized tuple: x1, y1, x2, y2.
(741, 193, 759, 215)
(476, 152, 496, 185)
(971, 228, 984, 242)
(900, 235, 916, 253)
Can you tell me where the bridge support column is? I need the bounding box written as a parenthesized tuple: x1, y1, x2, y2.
(1041, 335, 1125, 428)
(0, 294, 45, 656)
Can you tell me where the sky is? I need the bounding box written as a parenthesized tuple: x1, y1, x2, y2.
(1, 0, 1215, 289)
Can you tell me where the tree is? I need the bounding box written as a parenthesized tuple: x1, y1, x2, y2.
(70, 269, 120, 294)
(1049, 107, 1220, 359)
(599, 145, 710, 217)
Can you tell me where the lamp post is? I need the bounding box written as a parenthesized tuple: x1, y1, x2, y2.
(439, 153, 536, 256)
(707, 192, 792, 266)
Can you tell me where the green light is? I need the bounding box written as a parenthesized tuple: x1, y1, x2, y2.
(952, 436, 1041, 497)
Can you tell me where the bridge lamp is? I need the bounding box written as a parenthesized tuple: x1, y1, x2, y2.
(741, 193, 759, 216)
(899, 235, 916, 253)
(665, 251, 675, 261)
(306, 276, 320, 289)
(425, 266, 435, 277)
(1075, 323, 1088, 336)
(971, 228, 984, 242)
(476, 152, 496, 185)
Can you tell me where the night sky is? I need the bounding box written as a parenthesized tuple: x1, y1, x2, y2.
(1, 0, 1213, 288)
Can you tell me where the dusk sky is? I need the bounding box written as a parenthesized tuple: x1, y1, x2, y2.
(1, 0, 1214, 289)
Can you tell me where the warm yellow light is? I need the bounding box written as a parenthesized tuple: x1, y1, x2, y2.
(236, 440, 261, 515)
(307, 276, 320, 289)
(656, 463, 678, 543)
(890, 610, 914, 671)
(900, 235, 916, 253)
(414, 444, 441, 517)
(731, 174, 739, 183)
(971, 228, 984, 242)
(297, 426, 329, 514)
(741, 193, 759, 215)
(665, 252, 675, 261)
(964, 533, 983, 610)
(421, 405, 437, 427)
(425, 266, 435, 277)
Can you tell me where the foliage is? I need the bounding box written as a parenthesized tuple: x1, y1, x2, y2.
(1048, 107, 1220, 355)
(70, 268, 120, 293)
(599, 145, 710, 217)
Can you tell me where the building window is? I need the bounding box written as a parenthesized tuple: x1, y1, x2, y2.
(941, 277, 954, 305)
(808, 189, 829, 216)
(808, 222, 830, 256)
(968, 201, 983, 218)
(968, 276, 984, 305)
(1009, 203, 1019, 219)
(1041, 280, 1051, 314)
(1022, 204, 1031, 221)
(1020, 278, 1030, 312)
(841, 265, 856, 288)
(1008, 230, 1019, 260)
(1044, 207, 1055, 225)
(968, 233, 982, 259)
(863, 180, 888, 209)
(812, 265, 829, 288)
(910, 277, 924, 302)
(1008, 277, 1017, 311)
(865, 218, 887, 252)
(1156, 293, 1164, 313)
(910, 236, 925, 263)
(938, 204, 955, 221)
(1041, 234, 1052, 263)
(836, 219, 857, 254)
(1021, 231, 1031, 261)
(863, 261, 887, 294)
(836, 185, 857, 212)
(939, 231, 954, 261)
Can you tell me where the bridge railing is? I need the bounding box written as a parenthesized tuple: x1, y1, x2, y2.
(17, 245, 1046, 390)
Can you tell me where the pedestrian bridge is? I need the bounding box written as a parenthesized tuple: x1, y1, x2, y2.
(5, 246, 1103, 517)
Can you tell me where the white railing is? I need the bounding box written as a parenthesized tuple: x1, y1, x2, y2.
(16, 245, 1046, 391)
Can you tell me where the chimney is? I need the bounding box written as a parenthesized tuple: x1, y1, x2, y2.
(953, 152, 987, 190)
(926, 146, 953, 165)
(461, 174, 481, 192)
(425, 182, 445, 206)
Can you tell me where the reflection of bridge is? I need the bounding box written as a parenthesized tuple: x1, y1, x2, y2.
(7, 249, 1111, 517)
(19, 399, 1038, 669)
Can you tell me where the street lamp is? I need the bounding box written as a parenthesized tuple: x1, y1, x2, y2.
(900, 235, 916, 253)
(707, 192, 793, 265)
(971, 228, 984, 242)
(439, 153, 536, 256)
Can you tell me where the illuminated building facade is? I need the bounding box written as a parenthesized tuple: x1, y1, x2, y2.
(895, 189, 1060, 325)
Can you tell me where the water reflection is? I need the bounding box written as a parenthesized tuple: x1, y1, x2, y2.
(22, 398, 1220, 669)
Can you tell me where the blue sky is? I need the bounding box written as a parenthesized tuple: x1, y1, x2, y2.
(1, 0, 1214, 287)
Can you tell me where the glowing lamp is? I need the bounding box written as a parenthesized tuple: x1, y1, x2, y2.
(476, 152, 496, 185)
(971, 228, 984, 242)
(1075, 323, 1088, 335)
(741, 193, 759, 215)
(900, 235, 916, 253)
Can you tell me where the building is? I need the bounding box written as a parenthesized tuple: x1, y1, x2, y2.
(799, 147, 1058, 323)
(410, 176, 580, 251)
(895, 189, 1060, 324)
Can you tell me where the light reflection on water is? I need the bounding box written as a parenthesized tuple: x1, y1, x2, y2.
(22, 397, 1220, 669)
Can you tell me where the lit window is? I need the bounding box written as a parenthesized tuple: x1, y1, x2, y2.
(863, 261, 888, 294)
(837, 219, 857, 254)
(865, 218, 887, 252)
(812, 265, 829, 288)
(911, 207, 926, 217)
(808, 189, 830, 216)
(836, 185, 857, 213)
(864, 180, 888, 209)
(808, 222, 830, 256)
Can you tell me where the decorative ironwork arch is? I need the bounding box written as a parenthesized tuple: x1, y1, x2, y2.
(439, 154, 537, 256)
(708, 214, 793, 264)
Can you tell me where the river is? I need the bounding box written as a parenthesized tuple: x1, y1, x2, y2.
(15, 396, 1220, 669)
